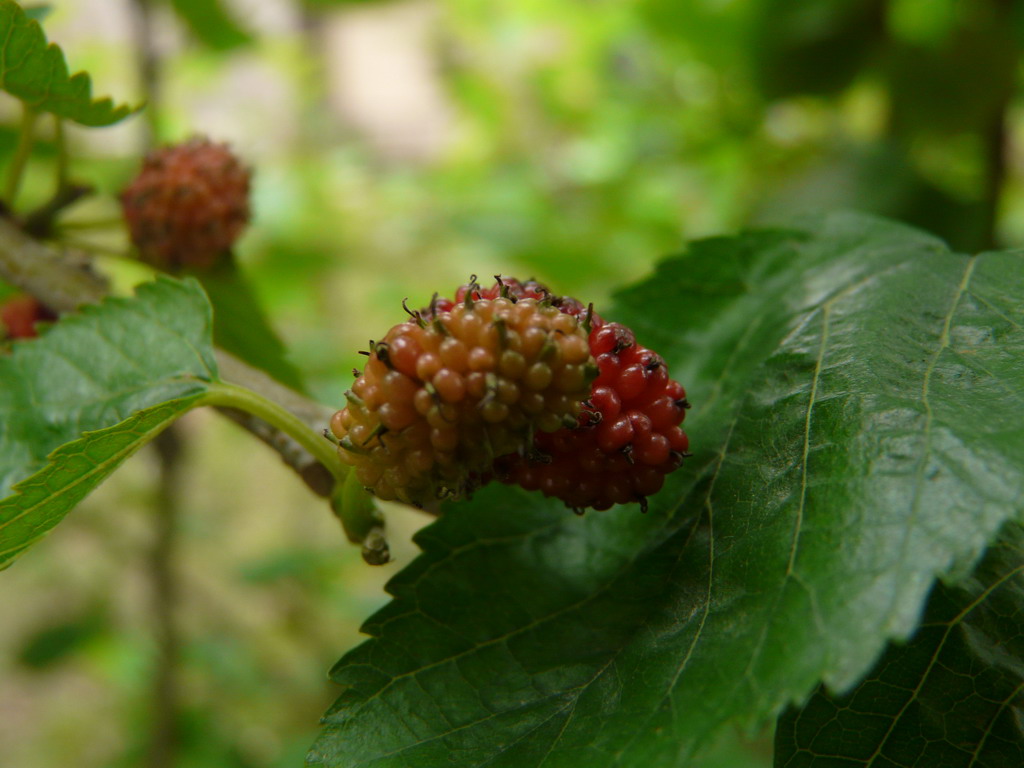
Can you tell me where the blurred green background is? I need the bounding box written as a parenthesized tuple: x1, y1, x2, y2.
(2, 0, 1023, 765)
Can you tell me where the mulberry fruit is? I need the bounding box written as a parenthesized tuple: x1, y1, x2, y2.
(429, 276, 690, 513)
(0, 294, 56, 340)
(331, 294, 597, 507)
(120, 137, 250, 271)
(498, 320, 690, 512)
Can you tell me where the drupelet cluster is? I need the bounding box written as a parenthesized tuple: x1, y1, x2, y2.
(330, 291, 596, 507)
(331, 276, 690, 513)
(120, 137, 250, 271)
(497, 319, 689, 511)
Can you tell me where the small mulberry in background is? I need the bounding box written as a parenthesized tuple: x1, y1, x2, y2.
(120, 137, 250, 271)
(331, 292, 597, 507)
(0, 295, 57, 341)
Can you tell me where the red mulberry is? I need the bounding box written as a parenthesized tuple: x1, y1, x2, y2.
(443, 277, 690, 512)
(0, 295, 56, 340)
(120, 137, 250, 271)
(498, 321, 690, 512)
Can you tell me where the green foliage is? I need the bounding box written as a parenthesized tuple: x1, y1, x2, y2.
(752, 0, 887, 98)
(886, 2, 1018, 138)
(17, 607, 106, 669)
(0, 278, 217, 495)
(3, 1, 1024, 764)
(0, 398, 206, 570)
(310, 212, 1024, 766)
(169, 0, 252, 51)
(775, 524, 1024, 767)
(197, 261, 304, 391)
(0, 278, 218, 569)
(0, 0, 136, 125)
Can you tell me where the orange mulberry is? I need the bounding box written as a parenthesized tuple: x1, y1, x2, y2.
(331, 294, 597, 507)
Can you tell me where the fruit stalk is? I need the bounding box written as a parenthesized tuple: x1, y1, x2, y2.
(204, 377, 345, 486)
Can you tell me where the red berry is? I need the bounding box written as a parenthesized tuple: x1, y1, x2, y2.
(498, 316, 690, 512)
(121, 137, 250, 271)
(0, 295, 56, 340)
(420, 277, 691, 514)
(616, 364, 648, 401)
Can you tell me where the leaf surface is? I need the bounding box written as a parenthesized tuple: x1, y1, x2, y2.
(0, 277, 217, 567)
(310, 212, 1024, 767)
(0, 0, 136, 125)
(0, 396, 204, 569)
(775, 525, 1024, 768)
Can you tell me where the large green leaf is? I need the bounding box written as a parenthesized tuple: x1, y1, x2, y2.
(0, 277, 218, 567)
(0, 0, 136, 126)
(310, 212, 1024, 767)
(775, 524, 1024, 767)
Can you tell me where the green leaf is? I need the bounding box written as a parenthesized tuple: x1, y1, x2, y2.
(17, 605, 107, 669)
(0, 396, 203, 570)
(196, 260, 305, 392)
(0, 277, 217, 495)
(0, 0, 137, 126)
(0, 277, 218, 567)
(310, 212, 1024, 767)
(169, 0, 252, 51)
(751, 0, 887, 98)
(775, 524, 1024, 767)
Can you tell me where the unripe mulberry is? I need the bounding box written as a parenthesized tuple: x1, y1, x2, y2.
(120, 137, 250, 271)
(0, 295, 56, 340)
(331, 296, 597, 507)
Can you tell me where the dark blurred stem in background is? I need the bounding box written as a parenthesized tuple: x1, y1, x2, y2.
(132, 0, 161, 148)
(982, 95, 1011, 251)
(132, 2, 183, 766)
(147, 429, 183, 768)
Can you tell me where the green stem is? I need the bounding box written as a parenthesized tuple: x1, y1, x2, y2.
(204, 381, 345, 483)
(5, 106, 36, 206)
